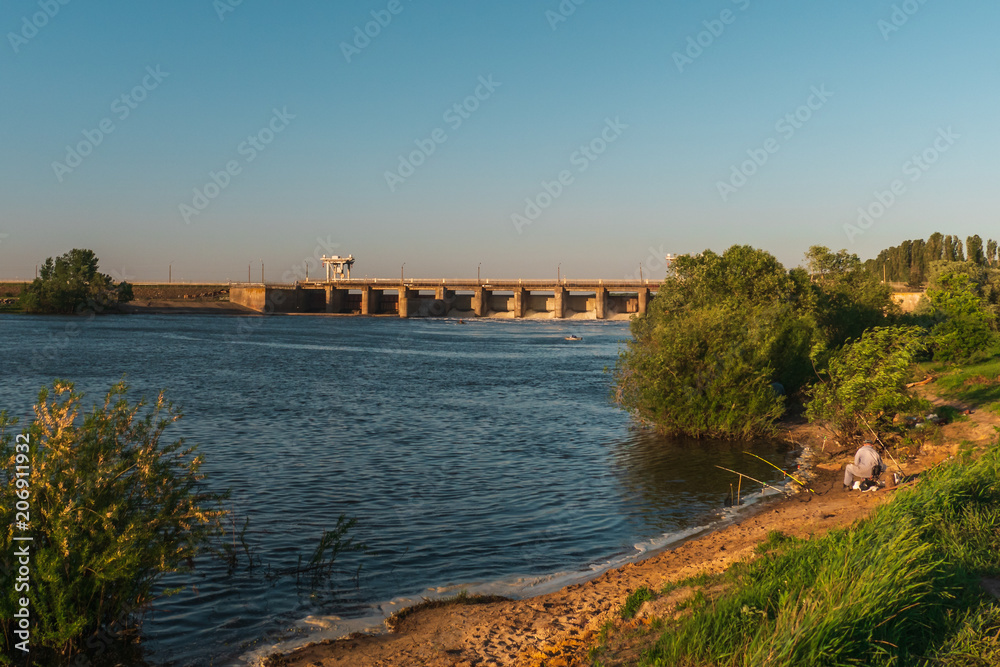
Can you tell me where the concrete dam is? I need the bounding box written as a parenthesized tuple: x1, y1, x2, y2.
(230, 279, 661, 319)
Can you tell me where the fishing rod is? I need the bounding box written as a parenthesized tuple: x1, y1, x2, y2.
(714, 465, 788, 496)
(742, 451, 816, 495)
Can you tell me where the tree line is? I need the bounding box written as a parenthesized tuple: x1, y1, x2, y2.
(615, 242, 1000, 440)
(864, 232, 999, 287)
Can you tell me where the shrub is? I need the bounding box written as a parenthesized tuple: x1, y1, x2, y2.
(925, 272, 997, 362)
(0, 381, 224, 661)
(806, 325, 926, 439)
(614, 245, 897, 439)
(614, 246, 814, 439)
(19, 249, 133, 315)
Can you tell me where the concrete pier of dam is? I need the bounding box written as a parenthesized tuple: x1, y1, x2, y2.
(229, 279, 661, 319)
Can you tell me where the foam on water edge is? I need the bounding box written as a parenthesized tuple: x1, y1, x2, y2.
(239, 483, 788, 666)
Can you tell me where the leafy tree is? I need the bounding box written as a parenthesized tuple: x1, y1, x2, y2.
(864, 233, 997, 286)
(967, 234, 985, 265)
(806, 326, 926, 439)
(908, 238, 927, 286)
(953, 236, 965, 262)
(615, 246, 818, 439)
(1, 381, 224, 660)
(943, 235, 955, 262)
(805, 245, 855, 280)
(615, 303, 788, 438)
(801, 246, 897, 360)
(925, 272, 997, 362)
(927, 232, 944, 263)
(19, 249, 132, 314)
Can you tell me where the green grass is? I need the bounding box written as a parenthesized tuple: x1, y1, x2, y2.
(925, 357, 1000, 416)
(921, 604, 1000, 666)
(659, 571, 718, 597)
(637, 441, 1000, 667)
(621, 586, 655, 620)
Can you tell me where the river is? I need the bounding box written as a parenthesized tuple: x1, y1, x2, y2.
(0, 313, 794, 666)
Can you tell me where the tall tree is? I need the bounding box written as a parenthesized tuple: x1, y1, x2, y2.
(954, 236, 966, 262)
(927, 232, 945, 263)
(909, 239, 927, 286)
(944, 235, 956, 262)
(967, 235, 985, 265)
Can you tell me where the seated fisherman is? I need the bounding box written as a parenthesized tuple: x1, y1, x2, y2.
(844, 441, 884, 491)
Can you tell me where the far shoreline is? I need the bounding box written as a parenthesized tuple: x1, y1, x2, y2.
(2, 297, 639, 321)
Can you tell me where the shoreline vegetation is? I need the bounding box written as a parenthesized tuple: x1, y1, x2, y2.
(4, 237, 1000, 665)
(612, 242, 1000, 441)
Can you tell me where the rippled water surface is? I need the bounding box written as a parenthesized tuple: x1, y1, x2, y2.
(0, 314, 795, 666)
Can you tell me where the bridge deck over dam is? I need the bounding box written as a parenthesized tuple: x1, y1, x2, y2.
(230, 279, 661, 319)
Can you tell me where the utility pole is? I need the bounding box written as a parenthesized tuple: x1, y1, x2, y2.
(401, 263, 405, 283)
(557, 263, 561, 283)
(260, 259, 264, 284)
(478, 263, 481, 284)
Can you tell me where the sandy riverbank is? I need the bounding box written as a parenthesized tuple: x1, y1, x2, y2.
(261, 403, 999, 667)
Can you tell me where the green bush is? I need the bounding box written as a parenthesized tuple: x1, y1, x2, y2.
(615, 301, 788, 438)
(615, 245, 896, 439)
(19, 249, 133, 315)
(925, 272, 997, 362)
(806, 325, 927, 439)
(614, 246, 814, 439)
(0, 381, 224, 662)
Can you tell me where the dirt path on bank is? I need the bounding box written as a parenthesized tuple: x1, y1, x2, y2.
(266, 394, 998, 667)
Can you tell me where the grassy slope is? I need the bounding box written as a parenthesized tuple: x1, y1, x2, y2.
(589, 444, 1000, 667)
(587, 358, 1000, 667)
(921, 358, 1000, 418)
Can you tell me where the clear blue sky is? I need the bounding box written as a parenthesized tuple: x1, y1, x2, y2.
(1, 0, 997, 282)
